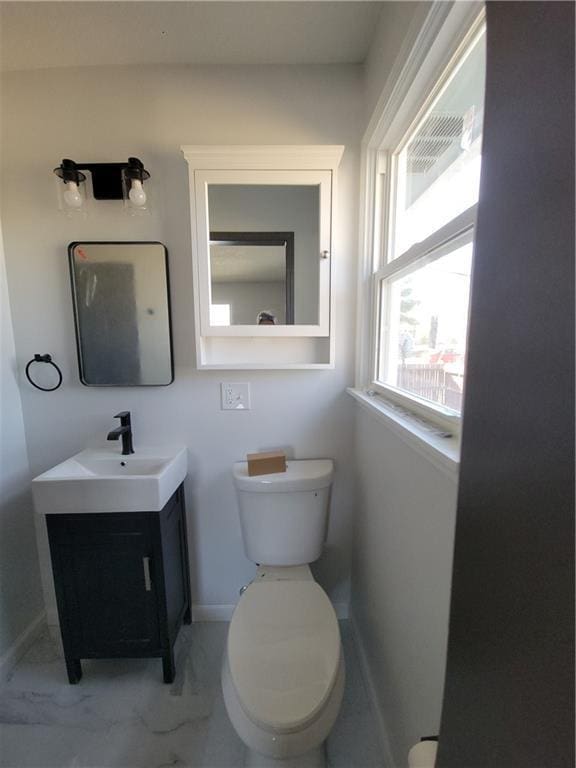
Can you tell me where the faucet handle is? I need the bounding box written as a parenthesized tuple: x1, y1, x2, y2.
(113, 411, 131, 426)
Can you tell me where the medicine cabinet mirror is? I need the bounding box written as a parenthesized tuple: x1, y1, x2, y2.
(68, 242, 174, 386)
(182, 145, 344, 368)
(198, 171, 331, 336)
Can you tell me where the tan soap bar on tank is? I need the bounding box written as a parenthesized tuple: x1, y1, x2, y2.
(247, 451, 287, 477)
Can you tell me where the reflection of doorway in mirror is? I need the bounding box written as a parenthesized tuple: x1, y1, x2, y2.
(209, 232, 294, 325)
(207, 184, 320, 325)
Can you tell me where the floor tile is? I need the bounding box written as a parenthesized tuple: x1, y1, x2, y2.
(0, 621, 383, 768)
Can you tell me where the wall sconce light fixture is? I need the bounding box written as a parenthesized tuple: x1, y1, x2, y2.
(53, 159, 88, 214)
(53, 156, 151, 215)
(122, 157, 151, 214)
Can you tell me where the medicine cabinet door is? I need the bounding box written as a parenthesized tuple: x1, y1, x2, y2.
(194, 170, 332, 337)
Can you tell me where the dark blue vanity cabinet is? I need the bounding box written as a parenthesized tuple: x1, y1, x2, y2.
(46, 484, 191, 684)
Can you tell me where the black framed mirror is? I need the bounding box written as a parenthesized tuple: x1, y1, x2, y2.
(68, 241, 174, 386)
(209, 231, 295, 326)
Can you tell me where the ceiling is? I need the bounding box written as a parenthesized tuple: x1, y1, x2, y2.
(0, 2, 384, 71)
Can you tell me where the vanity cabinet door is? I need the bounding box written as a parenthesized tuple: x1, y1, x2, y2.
(70, 517, 160, 652)
(47, 514, 160, 656)
(46, 486, 191, 685)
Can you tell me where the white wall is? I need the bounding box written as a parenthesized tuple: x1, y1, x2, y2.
(363, 1, 431, 125)
(0, 63, 362, 623)
(0, 219, 44, 657)
(351, 4, 459, 764)
(351, 408, 458, 765)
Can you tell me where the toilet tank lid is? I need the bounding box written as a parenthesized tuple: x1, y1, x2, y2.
(233, 459, 334, 493)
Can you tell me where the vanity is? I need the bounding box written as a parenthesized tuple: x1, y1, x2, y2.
(32, 445, 190, 684)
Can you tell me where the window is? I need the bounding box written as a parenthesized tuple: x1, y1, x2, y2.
(370, 22, 486, 429)
(209, 303, 231, 326)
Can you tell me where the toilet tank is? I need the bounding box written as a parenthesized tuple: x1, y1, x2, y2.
(232, 459, 334, 566)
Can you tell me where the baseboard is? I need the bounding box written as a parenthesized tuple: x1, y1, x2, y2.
(350, 612, 396, 768)
(193, 601, 349, 623)
(192, 604, 235, 621)
(0, 611, 46, 683)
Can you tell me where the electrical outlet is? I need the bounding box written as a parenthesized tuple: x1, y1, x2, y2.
(221, 382, 251, 411)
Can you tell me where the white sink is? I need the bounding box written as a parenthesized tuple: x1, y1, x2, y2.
(32, 446, 187, 514)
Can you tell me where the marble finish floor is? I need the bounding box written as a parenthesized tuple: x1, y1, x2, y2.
(0, 621, 384, 768)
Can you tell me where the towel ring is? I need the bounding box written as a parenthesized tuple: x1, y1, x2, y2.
(25, 354, 63, 392)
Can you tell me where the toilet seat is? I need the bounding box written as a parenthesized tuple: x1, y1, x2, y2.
(227, 579, 340, 735)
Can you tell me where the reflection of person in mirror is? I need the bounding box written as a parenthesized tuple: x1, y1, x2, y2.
(257, 311, 276, 325)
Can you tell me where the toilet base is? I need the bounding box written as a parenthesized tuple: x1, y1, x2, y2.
(245, 745, 325, 768)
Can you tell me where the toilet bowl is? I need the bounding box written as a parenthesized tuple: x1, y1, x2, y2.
(223, 460, 343, 766)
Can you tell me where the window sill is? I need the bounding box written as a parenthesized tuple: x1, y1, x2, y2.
(347, 387, 460, 479)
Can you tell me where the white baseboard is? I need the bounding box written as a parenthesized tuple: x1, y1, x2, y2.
(350, 612, 396, 768)
(0, 611, 46, 683)
(193, 601, 349, 623)
(192, 604, 235, 622)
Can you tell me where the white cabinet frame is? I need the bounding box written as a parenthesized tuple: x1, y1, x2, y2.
(181, 145, 344, 369)
(194, 169, 332, 337)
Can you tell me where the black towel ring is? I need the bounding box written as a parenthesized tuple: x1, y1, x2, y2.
(25, 354, 63, 392)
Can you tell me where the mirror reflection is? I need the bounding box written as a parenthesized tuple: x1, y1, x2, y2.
(69, 242, 173, 386)
(207, 185, 320, 325)
(210, 233, 293, 326)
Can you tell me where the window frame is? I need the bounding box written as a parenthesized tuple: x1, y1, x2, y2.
(358, 7, 486, 436)
(372, 205, 477, 429)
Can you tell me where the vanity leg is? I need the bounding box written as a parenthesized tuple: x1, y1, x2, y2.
(66, 657, 82, 684)
(162, 650, 176, 684)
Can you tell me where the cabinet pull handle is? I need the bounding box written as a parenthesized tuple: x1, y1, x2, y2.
(143, 557, 152, 592)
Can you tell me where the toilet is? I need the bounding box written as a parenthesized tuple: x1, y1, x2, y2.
(222, 459, 344, 768)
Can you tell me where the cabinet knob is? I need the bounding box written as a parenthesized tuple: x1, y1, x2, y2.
(320, 250, 330, 259)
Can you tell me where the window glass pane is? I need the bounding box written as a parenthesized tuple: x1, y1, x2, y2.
(392, 30, 485, 259)
(210, 303, 231, 326)
(379, 241, 473, 414)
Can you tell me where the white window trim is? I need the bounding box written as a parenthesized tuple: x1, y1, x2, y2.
(353, 1, 485, 449)
(347, 387, 460, 479)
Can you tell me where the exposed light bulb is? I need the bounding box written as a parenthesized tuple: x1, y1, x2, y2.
(128, 179, 147, 207)
(63, 181, 83, 208)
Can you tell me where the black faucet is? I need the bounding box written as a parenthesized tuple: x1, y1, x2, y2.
(107, 411, 135, 456)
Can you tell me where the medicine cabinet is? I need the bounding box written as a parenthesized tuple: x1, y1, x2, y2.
(181, 146, 344, 369)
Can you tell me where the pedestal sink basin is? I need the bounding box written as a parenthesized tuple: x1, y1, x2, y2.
(32, 446, 187, 514)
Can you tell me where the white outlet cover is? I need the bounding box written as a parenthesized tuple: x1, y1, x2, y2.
(221, 382, 251, 410)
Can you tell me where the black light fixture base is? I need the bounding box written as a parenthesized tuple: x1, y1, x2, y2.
(54, 158, 150, 200)
(82, 163, 126, 200)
